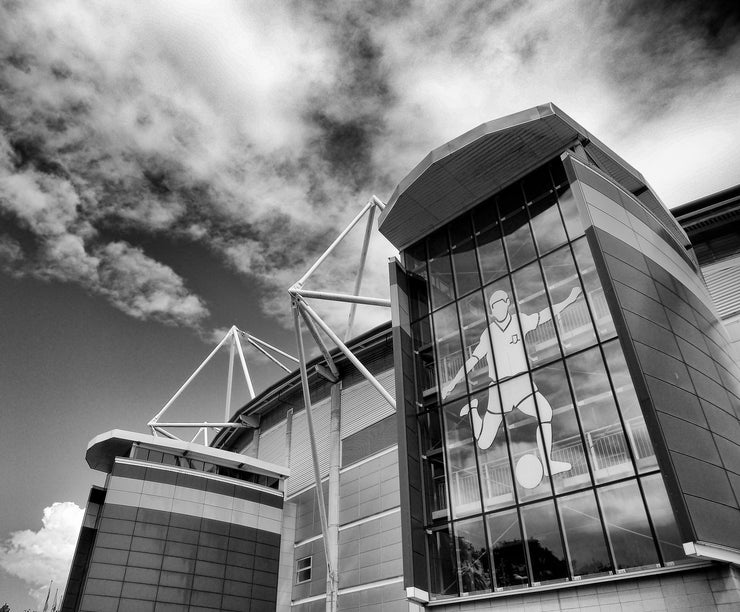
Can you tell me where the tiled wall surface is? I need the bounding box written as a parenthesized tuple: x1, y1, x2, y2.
(69, 460, 283, 612)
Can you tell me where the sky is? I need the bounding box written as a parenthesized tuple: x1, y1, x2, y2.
(1, 0, 740, 608)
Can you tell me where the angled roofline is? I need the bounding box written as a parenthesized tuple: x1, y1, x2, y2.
(378, 103, 666, 250)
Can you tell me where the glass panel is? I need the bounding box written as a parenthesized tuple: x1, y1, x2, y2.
(598, 480, 660, 570)
(455, 517, 492, 594)
(428, 230, 455, 309)
(531, 362, 590, 494)
(602, 340, 658, 472)
(521, 500, 568, 584)
(501, 374, 552, 501)
(557, 184, 584, 240)
(641, 474, 687, 564)
(434, 303, 466, 402)
(521, 165, 554, 204)
(499, 183, 535, 270)
(502, 209, 536, 270)
(428, 526, 459, 598)
(559, 490, 612, 577)
(451, 238, 481, 297)
(487, 508, 528, 590)
(541, 246, 596, 354)
(572, 237, 616, 340)
(549, 158, 568, 188)
(423, 452, 448, 521)
(443, 398, 482, 519)
(412, 317, 437, 405)
(448, 213, 474, 247)
(475, 220, 507, 284)
(529, 193, 568, 255)
(567, 348, 635, 483)
(511, 262, 561, 366)
(457, 291, 490, 394)
(472, 386, 515, 511)
(406, 241, 429, 321)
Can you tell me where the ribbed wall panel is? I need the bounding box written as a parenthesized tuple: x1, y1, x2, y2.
(258, 422, 288, 467)
(340, 369, 396, 440)
(287, 399, 331, 495)
(704, 256, 740, 318)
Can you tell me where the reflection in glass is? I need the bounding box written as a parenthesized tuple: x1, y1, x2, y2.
(451, 238, 481, 297)
(455, 517, 492, 594)
(641, 474, 687, 564)
(557, 185, 584, 240)
(521, 500, 568, 584)
(571, 238, 616, 339)
(429, 526, 459, 597)
(457, 292, 490, 393)
(502, 374, 553, 501)
(602, 341, 657, 471)
(423, 452, 448, 520)
(532, 362, 589, 494)
(476, 222, 508, 284)
(433, 303, 466, 402)
(567, 348, 635, 483)
(472, 388, 515, 511)
(443, 399, 482, 518)
(487, 508, 528, 590)
(406, 242, 429, 321)
(541, 246, 596, 354)
(428, 230, 455, 309)
(511, 262, 561, 365)
(559, 490, 612, 576)
(598, 481, 660, 570)
(521, 165, 554, 204)
(502, 209, 536, 270)
(530, 193, 568, 255)
(412, 317, 436, 404)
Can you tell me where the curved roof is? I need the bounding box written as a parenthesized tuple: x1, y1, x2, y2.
(378, 103, 653, 250)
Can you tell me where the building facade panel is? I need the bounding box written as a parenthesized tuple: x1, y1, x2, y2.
(565, 157, 740, 554)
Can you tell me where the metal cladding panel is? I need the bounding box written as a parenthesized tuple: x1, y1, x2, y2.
(703, 257, 740, 318)
(340, 369, 396, 440)
(379, 103, 655, 251)
(287, 399, 331, 495)
(258, 422, 288, 467)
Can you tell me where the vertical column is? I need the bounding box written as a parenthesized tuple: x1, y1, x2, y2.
(326, 382, 342, 612)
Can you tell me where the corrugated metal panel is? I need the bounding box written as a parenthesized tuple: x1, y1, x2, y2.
(258, 421, 288, 467)
(704, 257, 740, 318)
(287, 399, 331, 495)
(340, 369, 396, 440)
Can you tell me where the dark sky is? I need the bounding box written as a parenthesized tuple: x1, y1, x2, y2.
(2, 0, 740, 608)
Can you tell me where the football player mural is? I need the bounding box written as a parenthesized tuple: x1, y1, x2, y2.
(442, 286, 582, 488)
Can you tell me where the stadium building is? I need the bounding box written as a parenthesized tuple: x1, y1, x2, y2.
(63, 104, 740, 612)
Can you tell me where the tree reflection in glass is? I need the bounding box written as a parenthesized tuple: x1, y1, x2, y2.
(455, 517, 492, 594)
(487, 508, 528, 590)
(521, 500, 568, 583)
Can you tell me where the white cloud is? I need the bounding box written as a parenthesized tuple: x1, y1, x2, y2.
(0, 502, 84, 607)
(1, 0, 739, 341)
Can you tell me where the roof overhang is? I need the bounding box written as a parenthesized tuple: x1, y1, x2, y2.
(86, 429, 290, 478)
(378, 103, 651, 250)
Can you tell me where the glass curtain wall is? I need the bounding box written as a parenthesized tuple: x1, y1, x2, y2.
(404, 159, 687, 599)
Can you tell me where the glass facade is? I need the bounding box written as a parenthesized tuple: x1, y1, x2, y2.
(404, 159, 687, 598)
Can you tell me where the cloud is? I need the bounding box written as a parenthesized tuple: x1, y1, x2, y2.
(1, 0, 739, 341)
(0, 502, 84, 607)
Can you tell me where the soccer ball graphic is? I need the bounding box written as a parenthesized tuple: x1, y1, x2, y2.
(515, 453, 544, 489)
